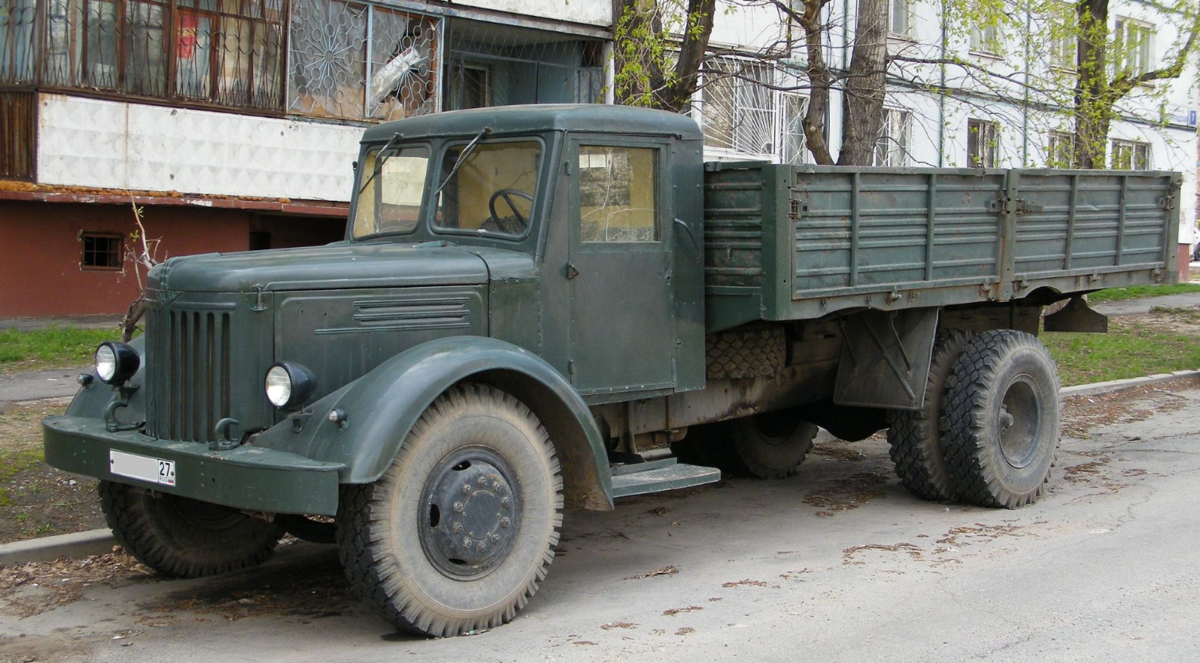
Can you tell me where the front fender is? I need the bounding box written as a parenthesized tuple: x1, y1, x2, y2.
(253, 336, 613, 509)
(65, 335, 146, 421)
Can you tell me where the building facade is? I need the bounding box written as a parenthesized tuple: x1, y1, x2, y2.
(0, 0, 609, 316)
(0, 0, 1194, 317)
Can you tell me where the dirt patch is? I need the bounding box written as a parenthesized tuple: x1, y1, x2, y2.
(803, 471, 889, 514)
(935, 522, 1024, 547)
(0, 549, 155, 618)
(1060, 380, 1193, 439)
(0, 400, 106, 544)
(842, 543, 923, 564)
(662, 605, 703, 616)
(626, 565, 678, 580)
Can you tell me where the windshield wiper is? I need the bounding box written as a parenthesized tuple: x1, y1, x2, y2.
(433, 127, 491, 198)
(357, 132, 403, 198)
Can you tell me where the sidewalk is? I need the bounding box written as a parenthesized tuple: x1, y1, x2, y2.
(0, 316, 117, 332)
(0, 366, 89, 404)
(1091, 291, 1200, 316)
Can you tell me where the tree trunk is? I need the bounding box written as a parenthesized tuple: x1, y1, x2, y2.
(837, 0, 888, 166)
(1073, 0, 1109, 169)
(799, 0, 835, 165)
(661, 0, 717, 113)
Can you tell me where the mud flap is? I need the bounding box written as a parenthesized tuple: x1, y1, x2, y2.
(833, 309, 939, 411)
(1044, 296, 1108, 333)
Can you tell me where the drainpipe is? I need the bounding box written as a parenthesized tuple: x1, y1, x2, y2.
(938, 0, 947, 166)
(1021, 10, 1031, 166)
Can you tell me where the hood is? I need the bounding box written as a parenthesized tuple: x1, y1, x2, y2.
(148, 243, 489, 293)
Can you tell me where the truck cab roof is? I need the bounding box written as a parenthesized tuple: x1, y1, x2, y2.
(360, 104, 704, 143)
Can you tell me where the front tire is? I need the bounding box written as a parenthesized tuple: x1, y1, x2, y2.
(99, 481, 283, 578)
(337, 384, 563, 637)
(941, 330, 1061, 508)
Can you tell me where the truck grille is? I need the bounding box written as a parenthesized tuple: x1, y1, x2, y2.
(144, 307, 233, 443)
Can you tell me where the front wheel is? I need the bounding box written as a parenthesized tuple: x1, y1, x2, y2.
(941, 330, 1061, 509)
(337, 384, 563, 637)
(99, 481, 284, 578)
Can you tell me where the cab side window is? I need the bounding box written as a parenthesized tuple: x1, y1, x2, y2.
(578, 146, 659, 243)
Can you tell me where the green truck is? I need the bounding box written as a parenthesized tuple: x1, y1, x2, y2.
(44, 105, 1180, 637)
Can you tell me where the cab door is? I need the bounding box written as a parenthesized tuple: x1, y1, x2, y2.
(566, 137, 676, 396)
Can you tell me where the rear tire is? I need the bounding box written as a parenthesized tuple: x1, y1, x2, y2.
(674, 410, 816, 480)
(887, 329, 973, 501)
(337, 384, 563, 637)
(941, 330, 1061, 509)
(99, 481, 283, 578)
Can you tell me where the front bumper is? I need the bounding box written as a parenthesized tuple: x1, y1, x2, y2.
(43, 415, 344, 516)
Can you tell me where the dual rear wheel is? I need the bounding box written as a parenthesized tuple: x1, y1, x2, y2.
(888, 329, 1061, 508)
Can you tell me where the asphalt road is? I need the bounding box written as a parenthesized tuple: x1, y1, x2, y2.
(3, 385, 1199, 663)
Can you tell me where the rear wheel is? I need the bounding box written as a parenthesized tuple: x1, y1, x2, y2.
(941, 330, 1061, 509)
(675, 410, 816, 480)
(887, 329, 973, 501)
(337, 384, 563, 637)
(99, 481, 283, 578)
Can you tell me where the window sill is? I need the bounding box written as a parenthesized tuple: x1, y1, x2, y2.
(968, 50, 1003, 61)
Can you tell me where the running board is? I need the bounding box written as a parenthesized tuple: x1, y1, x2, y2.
(610, 458, 722, 498)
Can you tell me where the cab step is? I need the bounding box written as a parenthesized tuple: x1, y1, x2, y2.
(610, 457, 721, 498)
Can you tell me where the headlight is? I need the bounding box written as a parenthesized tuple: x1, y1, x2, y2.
(264, 362, 317, 410)
(95, 342, 139, 385)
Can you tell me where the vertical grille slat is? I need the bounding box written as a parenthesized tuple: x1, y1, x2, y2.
(145, 305, 234, 443)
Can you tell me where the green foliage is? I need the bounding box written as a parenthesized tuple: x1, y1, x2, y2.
(1043, 309, 1200, 385)
(613, 3, 683, 108)
(1086, 283, 1200, 302)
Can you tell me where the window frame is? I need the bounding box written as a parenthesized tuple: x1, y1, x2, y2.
(80, 232, 124, 271)
(1113, 17, 1155, 78)
(568, 136, 669, 253)
(428, 135, 546, 243)
(1110, 138, 1151, 171)
(888, 0, 914, 40)
(874, 108, 912, 167)
(1048, 2, 1077, 71)
(967, 118, 1000, 169)
(350, 142, 434, 241)
(969, 23, 1003, 57)
(1046, 130, 1074, 168)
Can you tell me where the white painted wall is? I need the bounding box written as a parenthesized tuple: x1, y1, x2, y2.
(454, 0, 610, 27)
(37, 94, 363, 202)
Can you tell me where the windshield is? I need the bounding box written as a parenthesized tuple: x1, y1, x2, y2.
(433, 141, 542, 237)
(351, 145, 430, 239)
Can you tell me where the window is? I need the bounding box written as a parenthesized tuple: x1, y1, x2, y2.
(289, 0, 437, 121)
(351, 145, 431, 239)
(967, 119, 1000, 168)
(970, 23, 1002, 56)
(701, 58, 776, 157)
(578, 146, 658, 243)
(889, 0, 912, 38)
(1113, 19, 1154, 77)
(1110, 139, 1150, 170)
(1046, 131, 1074, 168)
(433, 141, 541, 237)
(0, 0, 37, 84)
(81, 233, 123, 269)
(448, 63, 491, 110)
(1049, 3, 1076, 69)
(874, 109, 911, 167)
(780, 93, 809, 165)
(40, 0, 284, 111)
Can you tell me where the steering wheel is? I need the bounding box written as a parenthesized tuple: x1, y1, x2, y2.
(488, 189, 534, 228)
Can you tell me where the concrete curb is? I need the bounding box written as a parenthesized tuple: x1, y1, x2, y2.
(0, 528, 116, 566)
(3, 370, 1198, 567)
(1059, 369, 1200, 398)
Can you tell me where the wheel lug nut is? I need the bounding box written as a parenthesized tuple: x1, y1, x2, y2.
(500, 497, 510, 508)
(452, 522, 463, 532)
(478, 476, 489, 487)
(453, 502, 464, 513)
(500, 517, 511, 528)
(478, 541, 488, 552)
(490, 534, 501, 543)
(463, 484, 472, 494)
(492, 481, 502, 491)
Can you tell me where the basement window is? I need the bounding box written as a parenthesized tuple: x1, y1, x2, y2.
(81, 234, 123, 270)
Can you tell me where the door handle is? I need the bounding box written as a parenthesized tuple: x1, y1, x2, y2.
(565, 263, 579, 279)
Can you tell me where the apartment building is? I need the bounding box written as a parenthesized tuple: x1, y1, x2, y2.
(0, 0, 607, 316)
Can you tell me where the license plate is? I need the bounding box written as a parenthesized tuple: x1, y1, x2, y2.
(109, 449, 176, 487)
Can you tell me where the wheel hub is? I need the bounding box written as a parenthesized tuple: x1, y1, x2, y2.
(998, 376, 1041, 469)
(420, 449, 521, 579)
